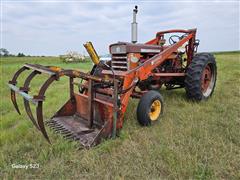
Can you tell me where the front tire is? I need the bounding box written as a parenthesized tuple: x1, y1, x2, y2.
(137, 90, 164, 126)
(185, 53, 217, 101)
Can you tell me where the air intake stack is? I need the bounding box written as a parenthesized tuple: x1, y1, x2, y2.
(131, 6, 138, 43)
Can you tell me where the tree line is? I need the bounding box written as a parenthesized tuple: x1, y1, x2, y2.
(0, 48, 26, 57)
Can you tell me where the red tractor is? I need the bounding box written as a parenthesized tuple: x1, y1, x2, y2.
(8, 6, 217, 147)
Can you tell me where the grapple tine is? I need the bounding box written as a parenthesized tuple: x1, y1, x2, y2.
(54, 126, 65, 130)
(36, 102, 51, 144)
(11, 90, 21, 115)
(61, 129, 70, 133)
(35, 75, 58, 144)
(54, 124, 64, 128)
(48, 123, 57, 128)
(55, 129, 68, 133)
(46, 120, 56, 125)
(9, 66, 28, 115)
(63, 133, 73, 138)
(22, 71, 40, 130)
(65, 135, 75, 140)
(24, 100, 40, 130)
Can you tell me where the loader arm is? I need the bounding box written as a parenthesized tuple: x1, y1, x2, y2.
(137, 29, 196, 80)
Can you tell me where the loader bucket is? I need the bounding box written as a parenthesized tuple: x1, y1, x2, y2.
(8, 64, 119, 147)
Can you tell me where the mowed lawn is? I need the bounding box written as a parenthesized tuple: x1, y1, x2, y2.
(0, 52, 239, 179)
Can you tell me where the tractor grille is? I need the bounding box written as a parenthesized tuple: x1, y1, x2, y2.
(111, 55, 128, 71)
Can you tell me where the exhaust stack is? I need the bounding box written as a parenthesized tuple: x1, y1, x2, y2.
(131, 6, 138, 43)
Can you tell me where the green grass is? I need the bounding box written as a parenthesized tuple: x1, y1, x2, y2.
(0, 53, 240, 179)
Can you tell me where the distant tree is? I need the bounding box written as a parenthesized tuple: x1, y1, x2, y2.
(0, 48, 9, 57)
(17, 53, 25, 57)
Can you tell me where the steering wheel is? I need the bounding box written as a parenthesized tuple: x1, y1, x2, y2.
(169, 35, 181, 45)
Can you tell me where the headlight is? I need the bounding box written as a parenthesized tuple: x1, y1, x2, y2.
(110, 45, 126, 54)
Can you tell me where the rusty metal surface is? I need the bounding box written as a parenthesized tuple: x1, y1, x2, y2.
(112, 79, 119, 138)
(110, 42, 162, 54)
(53, 99, 76, 117)
(156, 29, 196, 37)
(62, 70, 114, 85)
(24, 64, 57, 75)
(46, 115, 103, 147)
(153, 73, 185, 77)
(88, 79, 94, 128)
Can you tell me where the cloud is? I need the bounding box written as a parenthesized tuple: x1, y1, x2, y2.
(2, 1, 239, 55)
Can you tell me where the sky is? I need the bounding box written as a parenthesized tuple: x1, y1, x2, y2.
(1, 0, 239, 56)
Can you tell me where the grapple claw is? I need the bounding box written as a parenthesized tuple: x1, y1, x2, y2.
(9, 66, 28, 115)
(24, 99, 39, 130)
(23, 71, 40, 130)
(63, 133, 73, 138)
(11, 90, 21, 115)
(34, 75, 58, 143)
(36, 102, 51, 144)
(62, 129, 70, 133)
(9, 64, 118, 147)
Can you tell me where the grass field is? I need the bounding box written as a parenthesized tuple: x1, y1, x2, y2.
(0, 52, 240, 179)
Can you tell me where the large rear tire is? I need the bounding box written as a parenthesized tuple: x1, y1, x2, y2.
(137, 90, 164, 126)
(185, 53, 217, 101)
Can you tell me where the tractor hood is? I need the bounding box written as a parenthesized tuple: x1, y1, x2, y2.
(109, 42, 162, 54)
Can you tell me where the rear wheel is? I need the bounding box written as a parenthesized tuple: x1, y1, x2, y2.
(185, 53, 217, 101)
(137, 90, 164, 126)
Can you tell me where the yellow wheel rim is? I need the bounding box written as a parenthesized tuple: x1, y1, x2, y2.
(149, 100, 161, 121)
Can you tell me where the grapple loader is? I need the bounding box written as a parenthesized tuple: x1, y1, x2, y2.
(8, 6, 217, 147)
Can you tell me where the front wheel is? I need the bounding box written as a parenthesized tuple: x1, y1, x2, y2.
(136, 90, 164, 126)
(185, 53, 217, 101)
